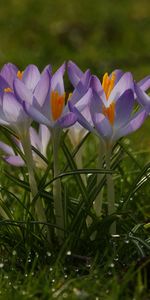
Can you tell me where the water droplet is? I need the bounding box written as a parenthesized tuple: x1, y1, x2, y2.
(62, 292, 68, 298)
(107, 271, 112, 276)
(13, 285, 18, 290)
(66, 250, 71, 256)
(111, 234, 120, 238)
(22, 291, 27, 295)
(114, 256, 119, 262)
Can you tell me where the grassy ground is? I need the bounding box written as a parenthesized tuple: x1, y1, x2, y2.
(0, 0, 150, 299)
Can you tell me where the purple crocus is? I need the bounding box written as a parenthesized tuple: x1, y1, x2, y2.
(0, 63, 51, 137)
(134, 79, 150, 113)
(69, 71, 147, 146)
(0, 125, 50, 168)
(22, 62, 91, 130)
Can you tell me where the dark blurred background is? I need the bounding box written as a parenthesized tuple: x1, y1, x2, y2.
(0, 0, 149, 80)
(0, 0, 150, 146)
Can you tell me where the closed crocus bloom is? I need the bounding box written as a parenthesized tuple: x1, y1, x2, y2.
(0, 63, 50, 225)
(0, 125, 50, 169)
(134, 79, 150, 113)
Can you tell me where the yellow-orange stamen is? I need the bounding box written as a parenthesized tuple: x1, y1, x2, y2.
(4, 87, 13, 93)
(51, 91, 65, 121)
(102, 102, 115, 125)
(101, 72, 116, 125)
(102, 72, 116, 99)
(17, 70, 23, 80)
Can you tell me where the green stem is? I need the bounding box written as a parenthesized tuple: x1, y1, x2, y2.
(52, 128, 64, 242)
(21, 131, 47, 224)
(105, 145, 116, 235)
(93, 138, 105, 216)
(75, 147, 86, 185)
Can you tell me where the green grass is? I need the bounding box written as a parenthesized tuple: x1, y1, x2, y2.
(0, 0, 150, 298)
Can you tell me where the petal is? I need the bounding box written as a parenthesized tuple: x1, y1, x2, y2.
(138, 75, 150, 92)
(5, 155, 24, 166)
(73, 88, 93, 112)
(114, 89, 134, 128)
(91, 112, 113, 140)
(114, 109, 147, 141)
(67, 60, 83, 87)
(29, 127, 41, 149)
(3, 92, 26, 123)
(0, 75, 9, 91)
(57, 112, 77, 128)
(41, 64, 52, 76)
(0, 141, 14, 155)
(134, 83, 150, 112)
(90, 75, 106, 104)
(14, 78, 33, 104)
(51, 63, 65, 94)
(71, 70, 91, 105)
(24, 102, 51, 127)
(0, 63, 18, 88)
(34, 70, 50, 106)
(39, 124, 51, 156)
(69, 101, 95, 133)
(110, 69, 124, 84)
(108, 72, 134, 105)
(22, 64, 41, 91)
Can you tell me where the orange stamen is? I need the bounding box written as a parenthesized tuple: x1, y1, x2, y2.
(102, 102, 115, 125)
(51, 91, 65, 121)
(17, 70, 23, 80)
(102, 72, 116, 99)
(4, 87, 13, 93)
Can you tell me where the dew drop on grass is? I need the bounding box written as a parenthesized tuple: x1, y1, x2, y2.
(62, 292, 68, 298)
(12, 250, 17, 256)
(111, 234, 120, 238)
(0, 263, 4, 268)
(109, 263, 115, 268)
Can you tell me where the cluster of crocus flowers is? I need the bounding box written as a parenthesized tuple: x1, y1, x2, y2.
(0, 60, 150, 239)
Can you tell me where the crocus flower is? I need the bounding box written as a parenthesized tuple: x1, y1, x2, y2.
(69, 70, 147, 146)
(0, 63, 51, 137)
(0, 125, 50, 168)
(134, 80, 150, 113)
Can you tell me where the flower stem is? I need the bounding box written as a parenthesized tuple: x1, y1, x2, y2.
(21, 131, 47, 225)
(52, 128, 64, 242)
(105, 145, 116, 235)
(93, 138, 105, 216)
